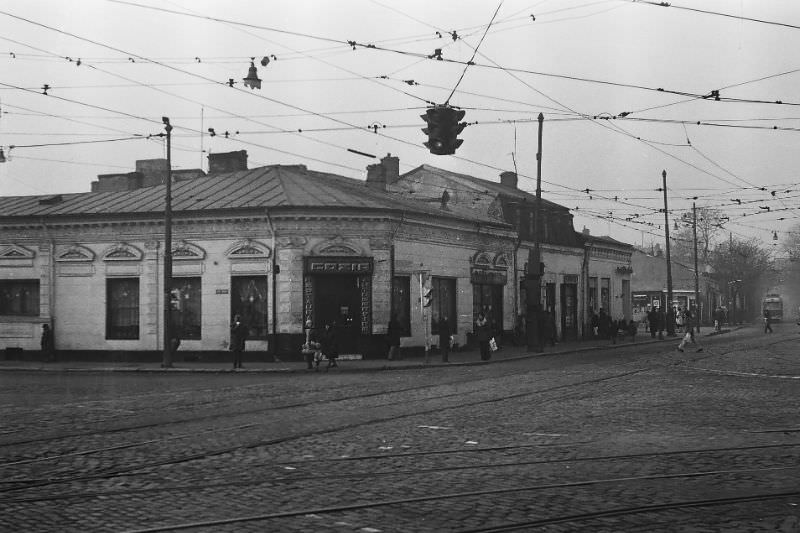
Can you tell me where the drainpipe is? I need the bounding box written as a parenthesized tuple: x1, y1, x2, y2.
(266, 212, 279, 361)
(40, 218, 55, 332)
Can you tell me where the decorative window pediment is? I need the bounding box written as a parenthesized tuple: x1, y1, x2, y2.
(172, 240, 206, 260)
(493, 253, 509, 269)
(102, 243, 143, 262)
(0, 244, 34, 260)
(312, 236, 362, 256)
(225, 239, 271, 259)
(56, 244, 95, 262)
(472, 251, 492, 267)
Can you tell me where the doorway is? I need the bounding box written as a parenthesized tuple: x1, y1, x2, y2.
(560, 283, 578, 341)
(313, 274, 361, 354)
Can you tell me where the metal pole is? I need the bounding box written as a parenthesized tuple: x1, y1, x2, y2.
(162, 117, 174, 368)
(693, 202, 700, 334)
(662, 170, 674, 321)
(526, 113, 544, 352)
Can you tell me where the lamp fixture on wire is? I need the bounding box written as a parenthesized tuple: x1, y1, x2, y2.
(243, 58, 261, 90)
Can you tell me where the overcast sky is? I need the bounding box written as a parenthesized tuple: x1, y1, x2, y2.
(1, 0, 799, 251)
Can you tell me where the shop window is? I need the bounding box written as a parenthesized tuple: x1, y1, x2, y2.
(231, 276, 268, 339)
(391, 276, 411, 337)
(106, 278, 139, 339)
(601, 277, 610, 312)
(0, 280, 40, 316)
(588, 277, 598, 313)
(432, 277, 457, 334)
(170, 277, 201, 340)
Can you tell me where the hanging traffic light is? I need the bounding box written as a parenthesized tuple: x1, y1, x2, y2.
(421, 105, 466, 155)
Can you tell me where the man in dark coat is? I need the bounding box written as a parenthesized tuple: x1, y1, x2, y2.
(657, 308, 667, 340)
(386, 317, 401, 361)
(647, 307, 659, 338)
(41, 324, 55, 362)
(438, 316, 452, 362)
(475, 312, 491, 361)
(230, 314, 247, 369)
(320, 323, 338, 370)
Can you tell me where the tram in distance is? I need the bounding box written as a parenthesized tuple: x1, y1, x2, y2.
(762, 292, 783, 321)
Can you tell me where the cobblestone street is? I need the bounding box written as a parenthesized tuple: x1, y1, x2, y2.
(1, 325, 799, 532)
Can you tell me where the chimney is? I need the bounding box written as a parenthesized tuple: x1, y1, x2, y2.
(366, 163, 384, 190)
(365, 153, 400, 191)
(381, 153, 399, 184)
(135, 158, 169, 187)
(582, 226, 590, 235)
(91, 172, 143, 192)
(208, 150, 248, 174)
(500, 171, 518, 189)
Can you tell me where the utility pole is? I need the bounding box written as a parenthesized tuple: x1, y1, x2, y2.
(162, 117, 174, 369)
(662, 170, 674, 316)
(692, 202, 700, 334)
(526, 113, 544, 352)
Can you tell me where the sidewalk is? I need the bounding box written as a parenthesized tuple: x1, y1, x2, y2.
(0, 329, 733, 374)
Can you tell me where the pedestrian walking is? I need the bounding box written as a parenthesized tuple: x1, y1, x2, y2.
(763, 309, 773, 333)
(475, 312, 491, 361)
(230, 314, 248, 369)
(677, 307, 702, 352)
(597, 308, 612, 340)
(320, 322, 339, 370)
(41, 323, 55, 362)
(714, 306, 724, 332)
(438, 316, 451, 362)
(386, 316, 401, 361)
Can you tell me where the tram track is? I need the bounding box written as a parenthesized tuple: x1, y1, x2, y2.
(2, 441, 798, 504)
(0, 367, 650, 491)
(108, 469, 800, 533)
(0, 339, 765, 493)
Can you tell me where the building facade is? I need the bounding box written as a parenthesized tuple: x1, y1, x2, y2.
(1, 152, 635, 359)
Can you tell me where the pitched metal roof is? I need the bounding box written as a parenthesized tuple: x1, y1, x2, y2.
(407, 164, 568, 211)
(0, 165, 505, 226)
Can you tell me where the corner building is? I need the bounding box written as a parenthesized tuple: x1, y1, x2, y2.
(0, 151, 633, 360)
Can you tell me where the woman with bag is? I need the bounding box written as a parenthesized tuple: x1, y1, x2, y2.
(475, 312, 491, 361)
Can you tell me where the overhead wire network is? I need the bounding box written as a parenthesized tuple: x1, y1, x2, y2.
(1, 2, 798, 244)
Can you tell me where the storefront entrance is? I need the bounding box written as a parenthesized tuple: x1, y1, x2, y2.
(560, 282, 578, 341)
(304, 256, 373, 355)
(314, 275, 361, 354)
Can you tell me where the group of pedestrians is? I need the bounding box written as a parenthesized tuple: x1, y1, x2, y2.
(589, 308, 637, 344)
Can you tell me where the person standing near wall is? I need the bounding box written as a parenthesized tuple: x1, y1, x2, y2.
(320, 322, 339, 370)
(386, 316, 401, 361)
(475, 312, 491, 361)
(41, 324, 55, 362)
(438, 316, 451, 363)
(230, 314, 247, 369)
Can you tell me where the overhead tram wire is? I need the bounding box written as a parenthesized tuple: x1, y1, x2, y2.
(4, 9, 789, 226)
(630, 0, 800, 32)
(444, 2, 503, 106)
(0, 34, 370, 165)
(94, 1, 800, 108)
(95, 0, 800, 199)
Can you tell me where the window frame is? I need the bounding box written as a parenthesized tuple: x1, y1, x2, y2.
(106, 277, 140, 340)
(230, 275, 269, 340)
(0, 279, 40, 317)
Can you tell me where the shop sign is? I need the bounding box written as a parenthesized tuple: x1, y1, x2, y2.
(305, 256, 373, 274)
(470, 267, 507, 285)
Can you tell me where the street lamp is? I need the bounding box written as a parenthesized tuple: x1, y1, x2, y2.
(162, 117, 174, 369)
